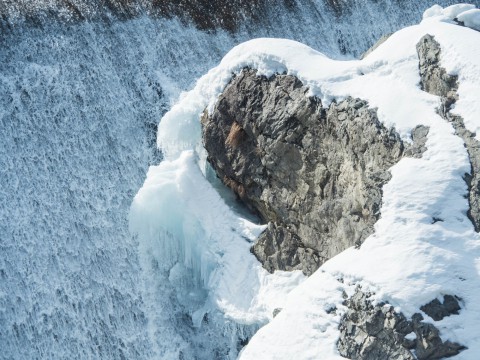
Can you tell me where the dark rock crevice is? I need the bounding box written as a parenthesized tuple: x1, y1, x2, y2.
(416, 34, 480, 232)
(201, 69, 422, 275)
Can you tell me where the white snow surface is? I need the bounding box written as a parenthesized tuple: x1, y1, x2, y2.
(423, 2, 480, 31)
(457, 8, 480, 29)
(132, 5, 480, 359)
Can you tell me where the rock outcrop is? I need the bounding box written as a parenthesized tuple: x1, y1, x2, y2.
(338, 288, 465, 360)
(417, 34, 480, 232)
(202, 69, 415, 275)
(420, 295, 461, 321)
(333, 33, 472, 360)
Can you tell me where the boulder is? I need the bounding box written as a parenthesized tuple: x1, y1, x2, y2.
(202, 69, 408, 274)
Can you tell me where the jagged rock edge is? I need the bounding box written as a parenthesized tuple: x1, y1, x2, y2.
(416, 34, 480, 232)
(337, 287, 466, 360)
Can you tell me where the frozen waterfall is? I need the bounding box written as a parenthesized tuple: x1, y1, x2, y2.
(1, 1, 479, 358)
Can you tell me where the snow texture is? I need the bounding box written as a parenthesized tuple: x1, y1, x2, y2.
(147, 4, 480, 359)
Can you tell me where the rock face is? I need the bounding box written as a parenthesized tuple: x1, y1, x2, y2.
(202, 69, 408, 275)
(417, 34, 458, 98)
(338, 289, 465, 360)
(420, 295, 461, 321)
(200, 34, 473, 359)
(334, 33, 472, 360)
(417, 34, 480, 232)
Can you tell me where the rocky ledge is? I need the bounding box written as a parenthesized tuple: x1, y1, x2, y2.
(338, 288, 465, 360)
(202, 69, 427, 275)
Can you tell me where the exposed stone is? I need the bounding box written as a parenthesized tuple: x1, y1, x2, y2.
(272, 308, 282, 317)
(338, 289, 414, 360)
(412, 313, 466, 360)
(420, 295, 461, 321)
(417, 34, 480, 232)
(417, 34, 458, 98)
(202, 68, 411, 275)
(337, 288, 465, 360)
(404, 125, 429, 158)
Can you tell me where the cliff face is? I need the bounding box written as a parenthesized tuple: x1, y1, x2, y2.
(202, 69, 430, 275)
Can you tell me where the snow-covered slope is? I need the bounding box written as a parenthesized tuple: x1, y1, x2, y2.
(140, 4, 480, 359)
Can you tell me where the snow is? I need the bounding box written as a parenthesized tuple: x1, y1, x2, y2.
(405, 332, 416, 341)
(239, 271, 347, 360)
(443, 3, 477, 18)
(422, 3, 480, 31)
(133, 3, 480, 360)
(421, 3, 480, 143)
(445, 3, 477, 18)
(129, 150, 306, 326)
(423, 3, 476, 20)
(457, 8, 480, 29)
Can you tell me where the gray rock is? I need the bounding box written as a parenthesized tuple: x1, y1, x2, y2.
(202, 69, 407, 275)
(417, 34, 458, 98)
(405, 125, 429, 158)
(338, 289, 415, 360)
(412, 313, 466, 360)
(417, 34, 480, 232)
(420, 295, 461, 321)
(337, 288, 465, 360)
